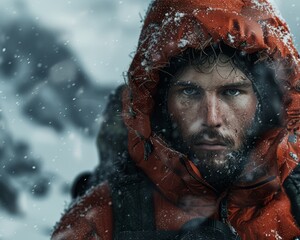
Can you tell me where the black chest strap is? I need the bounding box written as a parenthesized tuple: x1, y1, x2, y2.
(109, 172, 179, 239)
(109, 172, 156, 234)
(109, 172, 241, 240)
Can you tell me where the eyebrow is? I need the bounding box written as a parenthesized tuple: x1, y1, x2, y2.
(171, 80, 253, 89)
(221, 81, 253, 88)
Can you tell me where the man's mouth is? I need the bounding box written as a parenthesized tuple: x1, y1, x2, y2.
(194, 140, 228, 151)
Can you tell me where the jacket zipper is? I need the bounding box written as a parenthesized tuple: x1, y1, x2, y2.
(219, 197, 238, 236)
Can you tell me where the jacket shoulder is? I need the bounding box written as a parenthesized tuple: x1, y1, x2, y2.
(51, 181, 113, 240)
(277, 130, 300, 181)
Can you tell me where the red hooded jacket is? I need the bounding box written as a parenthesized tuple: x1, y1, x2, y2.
(52, 0, 300, 239)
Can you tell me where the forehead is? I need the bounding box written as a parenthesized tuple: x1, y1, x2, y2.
(172, 54, 252, 89)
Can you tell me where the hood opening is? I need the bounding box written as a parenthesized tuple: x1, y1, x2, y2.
(151, 43, 287, 152)
(121, 0, 300, 201)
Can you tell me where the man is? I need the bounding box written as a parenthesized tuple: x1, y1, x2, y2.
(52, 0, 300, 239)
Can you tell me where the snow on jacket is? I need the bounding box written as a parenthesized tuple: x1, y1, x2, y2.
(52, 0, 300, 239)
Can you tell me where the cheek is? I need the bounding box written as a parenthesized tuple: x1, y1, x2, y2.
(168, 95, 188, 121)
(168, 97, 200, 135)
(229, 96, 257, 135)
(239, 95, 257, 123)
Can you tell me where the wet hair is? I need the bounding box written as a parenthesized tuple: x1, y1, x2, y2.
(151, 43, 285, 145)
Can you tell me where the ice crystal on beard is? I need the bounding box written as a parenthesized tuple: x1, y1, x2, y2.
(174, 12, 185, 24)
(178, 39, 189, 48)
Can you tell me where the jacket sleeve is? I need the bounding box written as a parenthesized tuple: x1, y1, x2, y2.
(51, 182, 113, 240)
(284, 163, 300, 227)
(275, 129, 300, 229)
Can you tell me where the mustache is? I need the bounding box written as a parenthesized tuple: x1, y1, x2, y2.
(190, 128, 235, 147)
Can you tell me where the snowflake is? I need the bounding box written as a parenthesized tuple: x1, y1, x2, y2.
(289, 152, 299, 161)
(178, 39, 189, 48)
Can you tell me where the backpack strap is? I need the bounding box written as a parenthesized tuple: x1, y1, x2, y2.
(115, 230, 178, 240)
(109, 171, 156, 235)
(108, 160, 243, 240)
(283, 163, 300, 227)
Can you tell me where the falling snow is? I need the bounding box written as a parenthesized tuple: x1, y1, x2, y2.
(0, 0, 300, 240)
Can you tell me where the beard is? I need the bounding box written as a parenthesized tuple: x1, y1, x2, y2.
(169, 123, 258, 192)
(190, 143, 249, 192)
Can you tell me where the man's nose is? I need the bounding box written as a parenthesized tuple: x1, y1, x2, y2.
(201, 95, 222, 128)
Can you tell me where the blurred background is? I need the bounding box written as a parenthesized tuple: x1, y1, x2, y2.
(0, 0, 298, 239)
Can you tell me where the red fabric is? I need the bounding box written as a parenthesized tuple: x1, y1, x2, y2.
(52, 0, 300, 239)
(52, 182, 113, 240)
(51, 179, 300, 239)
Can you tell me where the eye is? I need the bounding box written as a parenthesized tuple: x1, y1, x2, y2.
(182, 87, 199, 96)
(223, 89, 241, 96)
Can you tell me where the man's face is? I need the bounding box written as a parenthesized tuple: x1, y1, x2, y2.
(167, 54, 258, 189)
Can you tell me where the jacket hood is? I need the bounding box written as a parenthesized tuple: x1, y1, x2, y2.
(122, 0, 300, 207)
